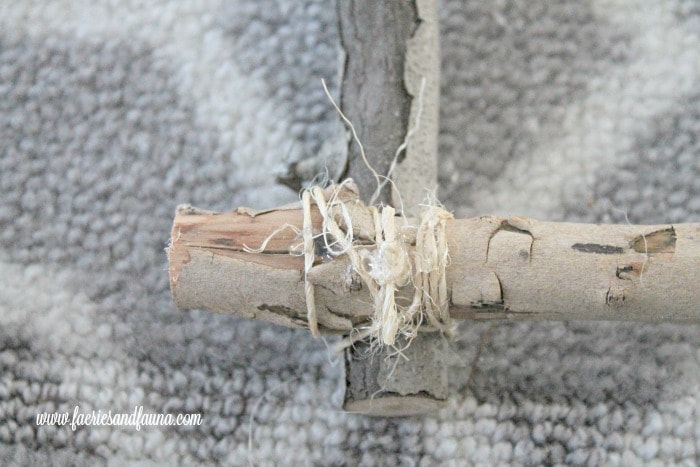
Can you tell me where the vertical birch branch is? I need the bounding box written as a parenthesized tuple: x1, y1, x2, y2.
(336, 0, 448, 416)
(337, 0, 415, 205)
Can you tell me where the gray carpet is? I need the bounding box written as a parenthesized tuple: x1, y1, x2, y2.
(2, 0, 700, 465)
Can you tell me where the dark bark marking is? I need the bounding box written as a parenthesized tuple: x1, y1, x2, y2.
(615, 265, 634, 279)
(605, 286, 625, 307)
(616, 262, 644, 280)
(572, 243, 625, 254)
(470, 272, 505, 311)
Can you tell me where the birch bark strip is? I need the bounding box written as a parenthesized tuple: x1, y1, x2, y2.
(336, 0, 447, 415)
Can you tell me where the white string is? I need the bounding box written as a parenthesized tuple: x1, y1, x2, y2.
(320, 78, 428, 217)
(302, 190, 319, 337)
(371, 76, 428, 206)
(321, 79, 381, 197)
(242, 223, 301, 253)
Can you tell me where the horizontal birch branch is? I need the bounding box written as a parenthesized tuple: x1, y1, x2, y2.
(168, 195, 700, 334)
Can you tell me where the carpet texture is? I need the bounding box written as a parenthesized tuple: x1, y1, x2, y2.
(2, 0, 700, 465)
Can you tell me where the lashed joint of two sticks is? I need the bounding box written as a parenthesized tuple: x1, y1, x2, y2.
(250, 76, 454, 349)
(262, 179, 456, 349)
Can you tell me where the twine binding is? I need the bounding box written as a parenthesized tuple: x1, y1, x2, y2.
(301, 181, 455, 347)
